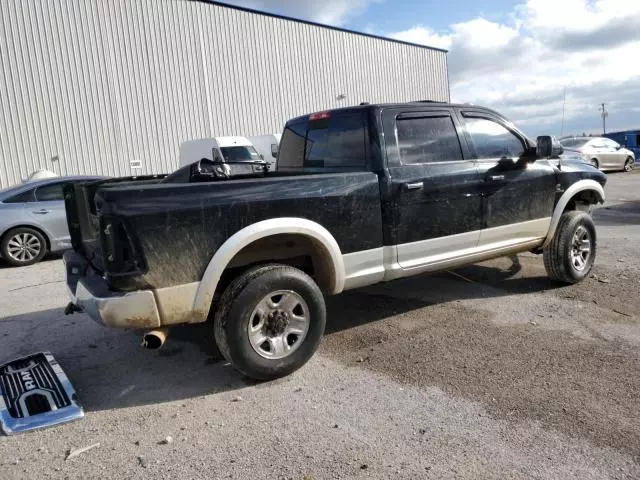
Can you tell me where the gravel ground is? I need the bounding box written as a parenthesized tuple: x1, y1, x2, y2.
(1, 171, 639, 479)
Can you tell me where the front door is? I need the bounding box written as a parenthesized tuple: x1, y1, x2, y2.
(457, 111, 557, 248)
(381, 108, 482, 269)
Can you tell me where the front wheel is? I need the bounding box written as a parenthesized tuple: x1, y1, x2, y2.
(543, 211, 596, 284)
(214, 264, 326, 380)
(624, 157, 634, 172)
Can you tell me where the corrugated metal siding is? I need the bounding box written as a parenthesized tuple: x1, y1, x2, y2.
(0, 0, 449, 188)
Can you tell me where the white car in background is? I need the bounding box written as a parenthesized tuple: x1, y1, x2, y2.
(560, 136, 635, 172)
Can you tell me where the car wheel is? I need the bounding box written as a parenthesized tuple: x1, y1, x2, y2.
(624, 157, 634, 172)
(214, 264, 326, 380)
(1, 227, 47, 267)
(589, 158, 599, 169)
(543, 211, 596, 284)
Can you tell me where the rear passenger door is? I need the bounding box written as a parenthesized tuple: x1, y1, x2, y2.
(382, 108, 482, 269)
(458, 111, 557, 248)
(29, 182, 70, 248)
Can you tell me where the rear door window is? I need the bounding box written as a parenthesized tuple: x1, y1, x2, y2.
(35, 183, 65, 201)
(4, 188, 36, 203)
(395, 114, 463, 164)
(278, 112, 366, 170)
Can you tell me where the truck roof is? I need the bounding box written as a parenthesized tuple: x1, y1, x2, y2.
(285, 101, 506, 125)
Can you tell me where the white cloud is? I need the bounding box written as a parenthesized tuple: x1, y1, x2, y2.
(390, 26, 452, 50)
(390, 0, 640, 136)
(225, 0, 380, 25)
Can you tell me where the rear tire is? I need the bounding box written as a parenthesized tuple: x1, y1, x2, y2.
(624, 157, 634, 172)
(543, 211, 596, 284)
(589, 158, 599, 169)
(214, 264, 326, 380)
(1, 227, 47, 267)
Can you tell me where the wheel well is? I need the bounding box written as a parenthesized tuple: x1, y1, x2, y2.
(214, 233, 337, 298)
(1, 225, 51, 251)
(564, 190, 601, 213)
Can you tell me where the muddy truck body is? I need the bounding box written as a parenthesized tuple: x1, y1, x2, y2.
(64, 103, 606, 379)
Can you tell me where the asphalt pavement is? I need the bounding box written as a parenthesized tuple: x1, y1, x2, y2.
(1, 171, 639, 479)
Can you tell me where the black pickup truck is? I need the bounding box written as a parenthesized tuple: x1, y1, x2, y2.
(64, 102, 606, 379)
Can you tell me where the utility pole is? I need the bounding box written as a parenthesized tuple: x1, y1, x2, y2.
(560, 87, 566, 137)
(600, 103, 608, 134)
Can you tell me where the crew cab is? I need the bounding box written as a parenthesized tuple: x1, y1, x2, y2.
(63, 102, 607, 380)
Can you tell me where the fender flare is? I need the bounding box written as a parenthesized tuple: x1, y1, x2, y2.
(543, 179, 605, 248)
(191, 218, 345, 323)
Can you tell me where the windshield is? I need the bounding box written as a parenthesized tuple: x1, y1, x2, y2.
(560, 138, 590, 148)
(220, 146, 261, 162)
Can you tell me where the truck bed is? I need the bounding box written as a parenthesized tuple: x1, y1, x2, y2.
(65, 172, 383, 292)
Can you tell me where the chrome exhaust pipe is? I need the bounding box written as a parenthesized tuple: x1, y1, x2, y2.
(142, 328, 169, 350)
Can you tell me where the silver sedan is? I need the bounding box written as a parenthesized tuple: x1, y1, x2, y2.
(0, 176, 103, 266)
(560, 136, 636, 171)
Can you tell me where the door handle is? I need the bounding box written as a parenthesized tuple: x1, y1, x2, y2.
(487, 175, 505, 182)
(404, 182, 424, 191)
(33, 209, 49, 215)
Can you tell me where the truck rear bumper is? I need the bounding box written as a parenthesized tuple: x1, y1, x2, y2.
(64, 251, 161, 329)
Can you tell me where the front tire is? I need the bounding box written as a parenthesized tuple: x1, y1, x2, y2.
(589, 158, 599, 169)
(214, 264, 326, 380)
(624, 157, 634, 172)
(543, 211, 596, 284)
(1, 227, 47, 267)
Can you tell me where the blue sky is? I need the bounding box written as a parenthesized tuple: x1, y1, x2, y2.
(350, 0, 518, 33)
(228, 1, 640, 138)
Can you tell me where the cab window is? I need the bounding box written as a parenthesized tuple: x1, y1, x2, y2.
(278, 112, 366, 170)
(464, 117, 525, 159)
(396, 115, 463, 164)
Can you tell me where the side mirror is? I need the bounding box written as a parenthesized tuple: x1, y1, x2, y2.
(551, 140, 564, 158)
(536, 136, 553, 158)
(271, 144, 278, 158)
(211, 148, 224, 164)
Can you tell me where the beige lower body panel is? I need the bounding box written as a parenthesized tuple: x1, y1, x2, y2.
(153, 282, 201, 326)
(342, 219, 550, 291)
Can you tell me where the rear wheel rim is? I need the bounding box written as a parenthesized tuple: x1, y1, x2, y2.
(247, 290, 310, 360)
(570, 225, 592, 272)
(7, 232, 42, 263)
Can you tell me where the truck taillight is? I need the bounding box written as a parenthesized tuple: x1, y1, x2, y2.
(309, 111, 331, 121)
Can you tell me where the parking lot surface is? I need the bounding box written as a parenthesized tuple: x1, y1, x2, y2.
(1, 171, 639, 479)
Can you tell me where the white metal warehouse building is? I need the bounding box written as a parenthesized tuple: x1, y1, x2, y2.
(0, 0, 449, 188)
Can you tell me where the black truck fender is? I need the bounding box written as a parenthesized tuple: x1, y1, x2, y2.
(542, 179, 605, 248)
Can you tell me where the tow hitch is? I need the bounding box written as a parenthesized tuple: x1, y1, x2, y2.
(64, 302, 82, 315)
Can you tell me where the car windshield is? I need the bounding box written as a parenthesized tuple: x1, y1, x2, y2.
(560, 138, 590, 148)
(220, 146, 261, 162)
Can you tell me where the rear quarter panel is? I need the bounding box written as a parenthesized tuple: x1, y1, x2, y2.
(95, 172, 383, 289)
